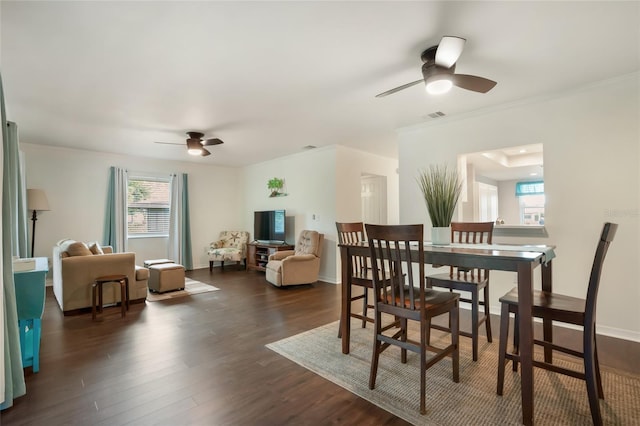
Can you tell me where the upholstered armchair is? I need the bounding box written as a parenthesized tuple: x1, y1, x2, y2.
(265, 230, 324, 287)
(208, 231, 250, 271)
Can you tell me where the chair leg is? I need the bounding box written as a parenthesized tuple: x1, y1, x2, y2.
(337, 315, 343, 339)
(400, 318, 408, 364)
(209, 260, 213, 272)
(361, 289, 368, 329)
(497, 302, 510, 396)
(471, 288, 479, 361)
(483, 284, 492, 343)
(420, 317, 428, 415)
(512, 309, 520, 372)
(369, 312, 382, 390)
(584, 324, 603, 425)
(451, 301, 460, 383)
(595, 339, 604, 399)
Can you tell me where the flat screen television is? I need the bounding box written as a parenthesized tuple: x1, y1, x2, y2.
(254, 210, 286, 243)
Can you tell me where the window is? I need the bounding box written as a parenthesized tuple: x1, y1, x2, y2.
(516, 181, 545, 225)
(127, 177, 171, 236)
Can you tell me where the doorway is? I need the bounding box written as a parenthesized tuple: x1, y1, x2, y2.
(361, 174, 387, 225)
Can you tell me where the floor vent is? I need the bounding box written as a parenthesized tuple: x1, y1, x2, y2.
(303, 145, 317, 150)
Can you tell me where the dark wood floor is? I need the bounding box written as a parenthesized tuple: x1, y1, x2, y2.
(2, 268, 639, 425)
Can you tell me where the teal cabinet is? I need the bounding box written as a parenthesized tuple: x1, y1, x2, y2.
(14, 257, 48, 373)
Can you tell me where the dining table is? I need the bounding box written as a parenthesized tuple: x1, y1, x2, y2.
(338, 241, 555, 426)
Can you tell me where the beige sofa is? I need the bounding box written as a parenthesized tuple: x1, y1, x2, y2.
(265, 230, 324, 287)
(53, 240, 149, 315)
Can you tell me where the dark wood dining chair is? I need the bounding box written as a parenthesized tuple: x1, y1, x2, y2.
(365, 223, 459, 415)
(426, 221, 494, 361)
(336, 222, 374, 337)
(496, 222, 618, 426)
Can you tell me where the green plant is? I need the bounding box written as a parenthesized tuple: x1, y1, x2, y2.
(267, 177, 284, 196)
(416, 164, 463, 227)
(267, 177, 284, 189)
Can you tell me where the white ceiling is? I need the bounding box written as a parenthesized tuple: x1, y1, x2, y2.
(1, 1, 638, 167)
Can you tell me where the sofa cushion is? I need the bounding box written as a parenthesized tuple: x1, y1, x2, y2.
(66, 241, 92, 257)
(88, 241, 104, 255)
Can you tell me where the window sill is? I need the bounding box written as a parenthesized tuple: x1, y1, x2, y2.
(493, 225, 548, 238)
(128, 234, 169, 239)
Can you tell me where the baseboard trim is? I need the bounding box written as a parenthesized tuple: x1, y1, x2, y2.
(483, 304, 640, 343)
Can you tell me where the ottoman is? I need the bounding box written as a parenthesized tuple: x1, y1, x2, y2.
(148, 263, 185, 293)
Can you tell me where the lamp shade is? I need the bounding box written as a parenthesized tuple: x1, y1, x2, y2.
(27, 189, 50, 211)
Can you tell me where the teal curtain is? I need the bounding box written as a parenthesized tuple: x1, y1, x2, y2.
(1, 72, 27, 409)
(103, 166, 128, 252)
(168, 173, 193, 270)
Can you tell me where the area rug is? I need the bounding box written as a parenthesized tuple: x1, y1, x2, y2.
(266, 319, 640, 426)
(146, 278, 219, 302)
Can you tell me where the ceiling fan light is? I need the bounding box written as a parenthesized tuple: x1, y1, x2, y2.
(187, 139, 203, 155)
(426, 77, 453, 95)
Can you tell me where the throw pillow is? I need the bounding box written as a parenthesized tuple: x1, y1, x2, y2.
(67, 241, 92, 257)
(88, 241, 104, 255)
(57, 238, 76, 253)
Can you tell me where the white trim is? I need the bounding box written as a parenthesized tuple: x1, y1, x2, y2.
(486, 306, 640, 343)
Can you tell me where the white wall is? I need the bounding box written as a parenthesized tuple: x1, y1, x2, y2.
(497, 180, 520, 224)
(242, 145, 399, 284)
(242, 146, 338, 282)
(22, 144, 243, 271)
(397, 73, 640, 341)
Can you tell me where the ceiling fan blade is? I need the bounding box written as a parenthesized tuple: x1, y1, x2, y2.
(451, 74, 497, 93)
(202, 138, 224, 146)
(154, 141, 184, 146)
(375, 79, 424, 98)
(435, 36, 466, 68)
(201, 148, 211, 157)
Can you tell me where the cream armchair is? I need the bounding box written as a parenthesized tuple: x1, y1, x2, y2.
(265, 230, 324, 287)
(208, 231, 250, 271)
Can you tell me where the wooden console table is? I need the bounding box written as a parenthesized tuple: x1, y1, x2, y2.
(246, 242, 294, 272)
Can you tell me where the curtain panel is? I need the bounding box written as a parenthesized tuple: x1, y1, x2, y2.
(103, 166, 128, 252)
(168, 173, 193, 270)
(1, 71, 28, 409)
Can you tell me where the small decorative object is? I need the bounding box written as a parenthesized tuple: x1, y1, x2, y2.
(267, 177, 286, 197)
(417, 164, 463, 244)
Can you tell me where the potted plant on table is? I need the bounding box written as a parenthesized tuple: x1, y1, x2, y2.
(416, 164, 463, 245)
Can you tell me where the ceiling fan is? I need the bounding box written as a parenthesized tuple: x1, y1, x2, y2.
(375, 36, 497, 98)
(155, 131, 224, 157)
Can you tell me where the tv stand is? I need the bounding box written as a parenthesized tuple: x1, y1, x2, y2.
(246, 242, 294, 272)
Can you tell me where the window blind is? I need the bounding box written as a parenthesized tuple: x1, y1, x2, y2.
(127, 178, 171, 236)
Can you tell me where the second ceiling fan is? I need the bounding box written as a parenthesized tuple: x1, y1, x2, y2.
(155, 131, 224, 157)
(375, 36, 497, 98)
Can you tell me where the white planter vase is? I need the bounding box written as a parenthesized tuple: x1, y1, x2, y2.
(431, 226, 452, 245)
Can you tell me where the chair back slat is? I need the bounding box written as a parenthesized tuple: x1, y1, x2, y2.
(584, 222, 618, 326)
(336, 222, 369, 275)
(366, 224, 424, 313)
(450, 222, 494, 280)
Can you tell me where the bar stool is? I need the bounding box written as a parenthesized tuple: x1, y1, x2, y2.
(92, 274, 129, 320)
